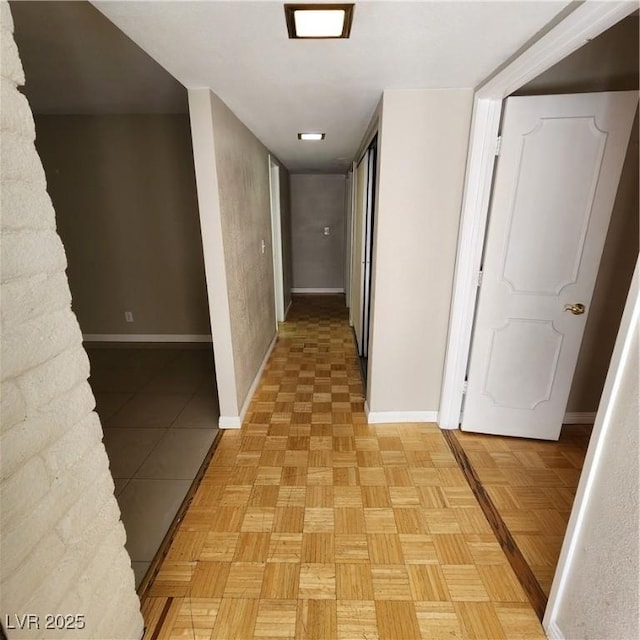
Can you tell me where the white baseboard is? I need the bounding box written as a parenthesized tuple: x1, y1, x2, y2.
(218, 415, 241, 429)
(219, 333, 278, 430)
(291, 288, 345, 294)
(563, 412, 597, 424)
(83, 333, 212, 343)
(544, 621, 565, 640)
(284, 299, 293, 320)
(366, 407, 439, 424)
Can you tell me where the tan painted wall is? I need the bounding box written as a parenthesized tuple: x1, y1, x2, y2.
(1, 3, 142, 636)
(291, 174, 346, 290)
(209, 93, 278, 410)
(33, 114, 210, 337)
(367, 89, 473, 413)
(517, 15, 639, 413)
(554, 270, 639, 639)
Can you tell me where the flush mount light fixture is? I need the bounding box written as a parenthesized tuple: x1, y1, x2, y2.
(298, 133, 326, 141)
(285, 4, 354, 39)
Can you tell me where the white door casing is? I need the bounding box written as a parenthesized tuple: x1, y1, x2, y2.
(438, 2, 637, 432)
(268, 157, 284, 324)
(352, 154, 368, 354)
(361, 142, 377, 359)
(462, 91, 637, 440)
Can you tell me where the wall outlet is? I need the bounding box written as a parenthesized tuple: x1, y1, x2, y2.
(324, 226, 331, 236)
(124, 311, 134, 323)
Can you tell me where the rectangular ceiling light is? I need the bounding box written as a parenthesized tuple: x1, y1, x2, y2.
(298, 133, 325, 141)
(285, 4, 354, 39)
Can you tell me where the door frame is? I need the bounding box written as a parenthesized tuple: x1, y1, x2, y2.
(351, 151, 369, 353)
(362, 136, 378, 359)
(268, 155, 285, 325)
(438, 0, 637, 431)
(348, 161, 357, 326)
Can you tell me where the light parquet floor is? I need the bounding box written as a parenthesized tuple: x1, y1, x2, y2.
(140, 295, 546, 639)
(452, 425, 591, 597)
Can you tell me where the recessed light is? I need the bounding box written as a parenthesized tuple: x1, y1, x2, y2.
(298, 133, 325, 141)
(285, 4, 354, 39)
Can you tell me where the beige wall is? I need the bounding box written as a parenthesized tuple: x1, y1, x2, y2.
(517, 16, 639, 413)
(553, 265, 639, 639)
(367, 89, 473, 414)
(33, 114, 210, 337)
(188, 89, 281, 422)
(1, 3, 142, 636)
(291, 174, 346, 290)
(210, 93, 278, 408)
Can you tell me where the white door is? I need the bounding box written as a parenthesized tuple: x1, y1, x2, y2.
(463, 91, 637, 440)
(351, 154, 368, 353)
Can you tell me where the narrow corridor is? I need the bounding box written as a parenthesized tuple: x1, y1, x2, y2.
(139, 296, 546, 639)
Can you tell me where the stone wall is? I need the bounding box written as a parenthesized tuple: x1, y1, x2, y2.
(0, 2, 143, 638)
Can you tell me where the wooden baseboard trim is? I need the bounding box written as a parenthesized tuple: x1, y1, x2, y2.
(148, 597, 173, 640)
(443, 430, 548, 621)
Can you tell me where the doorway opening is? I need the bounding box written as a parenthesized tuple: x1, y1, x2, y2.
(444, 10, 638, 622)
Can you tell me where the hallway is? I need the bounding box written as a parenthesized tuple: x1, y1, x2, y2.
(139, 296, 545, 639)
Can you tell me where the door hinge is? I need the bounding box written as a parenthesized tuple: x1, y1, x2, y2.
(477, 270, 484, 287)
(462, 380, 468, 394)
(495, 136, 502, 156)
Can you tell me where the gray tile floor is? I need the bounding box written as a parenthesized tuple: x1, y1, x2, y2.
(86, 344, 220, 588)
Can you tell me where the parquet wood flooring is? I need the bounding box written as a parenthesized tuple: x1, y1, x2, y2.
(140, 295, 545, 639)
(451, 425, 591, 598)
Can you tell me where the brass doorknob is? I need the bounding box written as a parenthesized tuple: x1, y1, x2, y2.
(564, 303, 585, 315)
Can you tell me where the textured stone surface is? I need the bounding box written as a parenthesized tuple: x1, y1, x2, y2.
(0, 2, 143, 637)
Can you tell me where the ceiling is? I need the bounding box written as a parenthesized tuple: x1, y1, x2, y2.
(12, 0, 574, 172)
(10, 1, 188, 115)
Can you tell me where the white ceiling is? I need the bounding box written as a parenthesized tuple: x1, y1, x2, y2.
(14, 0, 574, 172)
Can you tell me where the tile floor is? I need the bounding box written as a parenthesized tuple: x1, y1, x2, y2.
(86, 344, 220, 587)
(139, 296, 547, 639)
